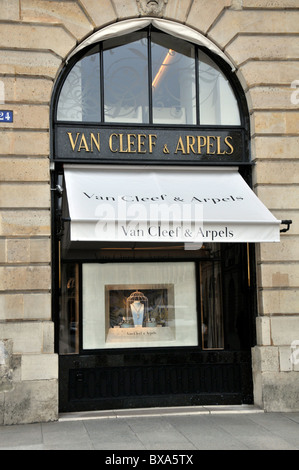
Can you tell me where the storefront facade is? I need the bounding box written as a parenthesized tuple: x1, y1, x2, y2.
(0, 0, 298, 424)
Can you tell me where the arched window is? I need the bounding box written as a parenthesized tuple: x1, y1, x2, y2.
(56, 28, 240, 126)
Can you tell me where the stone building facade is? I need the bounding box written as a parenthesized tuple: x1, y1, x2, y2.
(0, 0, 298, 424)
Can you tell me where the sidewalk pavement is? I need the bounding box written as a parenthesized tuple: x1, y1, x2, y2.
(0, 405, 299, 451)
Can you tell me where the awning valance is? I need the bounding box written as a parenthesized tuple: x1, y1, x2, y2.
(63, 165, 281, 244)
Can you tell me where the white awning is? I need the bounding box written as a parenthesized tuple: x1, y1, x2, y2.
(63, 165, 281, 244)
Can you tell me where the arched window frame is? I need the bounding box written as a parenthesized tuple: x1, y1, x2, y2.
(53, 26, 247, 129)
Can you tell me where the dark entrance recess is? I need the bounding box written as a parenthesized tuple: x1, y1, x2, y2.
(58, 243, 256, 413)
(51, 25, 256, 413)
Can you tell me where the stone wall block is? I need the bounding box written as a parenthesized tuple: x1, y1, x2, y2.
(164, 0, 193, 22)
(3, 380, 58, 425)
(21, 354, 58, 381)
(0, 293, 51, 321)
(0, 266, 51, 292)
(20, 0, 93, 39)
(42, 322, 55, 354)
(259, 264, 299, 289)
(5, 238, 51, 264)
(0, 23, 76, 59)
(259, 288, 299, 316)
(0, 323, 43, 354)
(0, 210, 51, 237)
(252, 111, 299, 136)
(0, 183, 50, 209)
(0, 76, 53, 105)
(0, 0, 20, 20)
(247, 86, 297, 111)
(24, 293, 51, 321)
(254, 161, 299, 185)
(187, 0, 231, 34)
(0, 294, 23, 321)
(79, 0, 116, 26)
(0, 159, 50, 182)
(226, 36, 299, 66)
(238, 61, 299, 90)
(256, 185, 299, 210)
(251, 345, 279, 372)
(0, 50, 61, 78)
(251, 136, 299, 161)
(0, 105, 50, 130)
(0, 132, 50, 156)
(209, 10, 299, 47)
(243, 0, 299, 7)
(279, 346, 293, 372)
(271, 316, 299, 345)
(256, 316, 271, 346)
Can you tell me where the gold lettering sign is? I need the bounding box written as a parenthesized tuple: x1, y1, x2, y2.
(66, 131, 235, 157)
(174, 135, 234, 156)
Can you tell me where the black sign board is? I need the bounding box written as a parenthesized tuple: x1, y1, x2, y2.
(54, 126, 245, 164)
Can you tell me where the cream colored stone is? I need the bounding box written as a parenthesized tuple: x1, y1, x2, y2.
(21, 354, 58, 381)
(80, 0, 116, 26)
(226, 36, 299, 66)
(251, 345, 279, 372)
(271, 316, 299, 345)
(42, 321, 55, 354)
(0, 266, 51, 291)
(0, 159, 50, 182)
(256, 316, 271, 346)
(21, 0, 93, 39)
(260, 238, 299, 262)
(164, 0, 192, 22)
(261, 289, 299, 315)
(0, 132, 49, 156)
(0, 77, 53, 104)
(243, 0, 299, 7)
(0, 23, 76, 59)
(256, 185, 299, 210)
(113, 0, 139, 18)
(23, 293, 51, 320)
(260, 264, 299, 288)
(279, 346, 293, 372)
(209, 10, 299, 47)
(0, 0, 19, 20)
(6, 239, 30, 264)
(0, 239, 6, 263)
(238, 61, 299, 89)
(0, 210, 50, 237)
(254, 161, 299, 185)
(187, 0, 231, 34)
(247, 86, 297, 111)
(252, 111, 299, 135)
(29, 238, 51, 263)
(0, 183, 50, 208)
(3, 379, 58, 425)
(251, 136, 299, 160)
(0, 50, 61, 78)
(0, 105, 50, 130)
(0, 294, 23, 321)
(0, 322, 43, 354)
(6, 238, 51, 264)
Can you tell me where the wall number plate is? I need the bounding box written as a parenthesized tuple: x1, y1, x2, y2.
(0, 110, 13, 122)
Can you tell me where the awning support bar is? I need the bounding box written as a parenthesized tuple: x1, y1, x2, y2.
(280, 220, 292, 233)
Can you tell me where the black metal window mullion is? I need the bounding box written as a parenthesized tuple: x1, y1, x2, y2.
(148, 26, 153, 125)
(195, 47, 200, 126)
(100, 43, 105, 123)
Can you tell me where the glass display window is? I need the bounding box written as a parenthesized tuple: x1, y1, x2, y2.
(82, 261, 198, 350)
